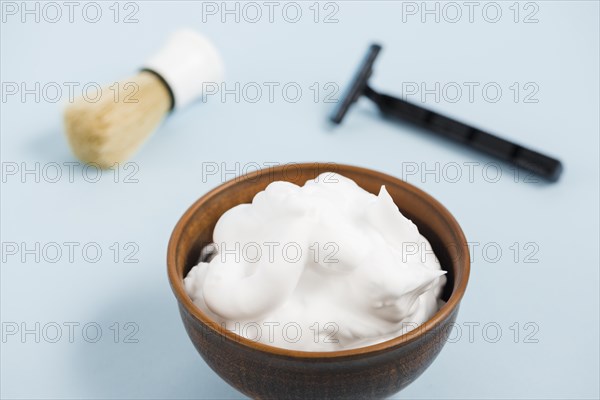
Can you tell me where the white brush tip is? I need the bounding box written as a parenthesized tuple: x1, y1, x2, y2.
(143, 29, 224, 109)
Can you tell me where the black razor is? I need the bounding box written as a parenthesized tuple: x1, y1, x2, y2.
(331, 44, 563, 182)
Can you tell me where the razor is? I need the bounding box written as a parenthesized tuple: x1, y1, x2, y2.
(331, 44, 563, 182)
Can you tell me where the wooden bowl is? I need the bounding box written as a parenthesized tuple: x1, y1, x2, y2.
(167, 163, 470, 399)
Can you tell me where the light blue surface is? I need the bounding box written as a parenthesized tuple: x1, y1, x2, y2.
(1, 1, 599, 399)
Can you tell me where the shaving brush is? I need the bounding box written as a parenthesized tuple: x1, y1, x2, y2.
(64, 30, 224, 168)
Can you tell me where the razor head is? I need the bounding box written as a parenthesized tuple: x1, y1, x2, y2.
(330, 44, 382, 124)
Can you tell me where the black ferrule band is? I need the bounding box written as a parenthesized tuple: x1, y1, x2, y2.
(140, 68, 176, 112)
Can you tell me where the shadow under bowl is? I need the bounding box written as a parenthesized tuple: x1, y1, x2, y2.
(168, 163, 470, 400)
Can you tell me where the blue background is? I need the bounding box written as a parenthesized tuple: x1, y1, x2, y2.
(1, 1, 599, 398)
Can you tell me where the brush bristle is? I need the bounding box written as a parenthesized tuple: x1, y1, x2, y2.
(64, 71, 171, 168)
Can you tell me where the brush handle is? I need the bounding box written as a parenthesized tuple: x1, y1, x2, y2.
(365, 87, 562, 182)
(143, 29, 224, 110)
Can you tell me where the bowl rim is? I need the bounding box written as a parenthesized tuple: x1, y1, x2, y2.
(167, 163, 470, 359)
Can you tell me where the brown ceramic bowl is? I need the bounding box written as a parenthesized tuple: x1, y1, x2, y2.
(168, 163, 470, 400)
